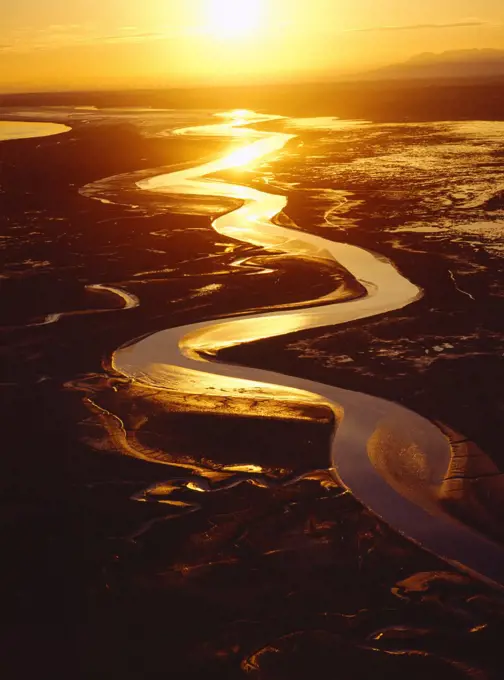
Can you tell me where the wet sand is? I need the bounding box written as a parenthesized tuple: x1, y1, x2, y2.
(1, 88, 504, 677)
(104, 111, 504, 585)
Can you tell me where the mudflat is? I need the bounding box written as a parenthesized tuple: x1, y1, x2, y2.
(1, 82, 504, 678)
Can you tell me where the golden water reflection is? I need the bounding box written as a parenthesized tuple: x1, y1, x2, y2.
(124, 109, 419, 426)
(0, 120, 71, 141)
(180, 313, 318, 358)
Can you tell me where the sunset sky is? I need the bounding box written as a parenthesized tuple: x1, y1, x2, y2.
(1, 0, 503, 91)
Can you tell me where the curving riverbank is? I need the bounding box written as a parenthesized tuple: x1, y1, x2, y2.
(91, 110, 504, 588)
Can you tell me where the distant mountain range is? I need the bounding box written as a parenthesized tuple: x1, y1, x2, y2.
(360, 49, 504, 81)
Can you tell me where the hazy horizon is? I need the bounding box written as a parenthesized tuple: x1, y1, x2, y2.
(1, 0, 504, 92)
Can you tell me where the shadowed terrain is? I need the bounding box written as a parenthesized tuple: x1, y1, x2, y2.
(1, 81, 504, 677)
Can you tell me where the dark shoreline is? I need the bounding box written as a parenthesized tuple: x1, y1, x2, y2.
(2, 76, 504, 122)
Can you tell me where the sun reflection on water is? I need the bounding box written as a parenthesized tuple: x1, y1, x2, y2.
(222, 133, 293, 171)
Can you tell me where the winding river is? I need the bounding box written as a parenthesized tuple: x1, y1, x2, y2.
(94, 110, 504, 587)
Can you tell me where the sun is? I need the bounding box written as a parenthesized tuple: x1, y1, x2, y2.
(204, 0, 263, 39)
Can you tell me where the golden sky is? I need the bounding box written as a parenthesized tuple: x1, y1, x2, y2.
(1, 0, 503, 91)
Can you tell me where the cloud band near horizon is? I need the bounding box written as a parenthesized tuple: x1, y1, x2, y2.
(348, 20, 487, 33)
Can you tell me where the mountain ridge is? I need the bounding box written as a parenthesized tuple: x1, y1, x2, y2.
(359, 49, 504, 81)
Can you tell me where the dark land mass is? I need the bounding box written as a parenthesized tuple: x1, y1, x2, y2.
(2, 76, 504, 121)
(362, 49, 504, 81)
(1, 82, 504, 678)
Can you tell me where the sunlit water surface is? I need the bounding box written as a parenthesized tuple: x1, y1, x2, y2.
(82, 110, 504, 588)
(0, 121, 70, 141)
